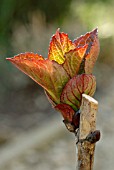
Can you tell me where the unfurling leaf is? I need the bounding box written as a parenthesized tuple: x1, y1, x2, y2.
(48, 29, 75, 64)
(55, 103, 75, 122)
(63, 45, 88, 78)
(61, 74, 96, 111)
(74, 28, 100, 74)
(55, 104, 80, 132)
(7, 52, 70, 104)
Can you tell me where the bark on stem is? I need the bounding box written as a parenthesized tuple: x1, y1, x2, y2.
(76, 94, 98, 170)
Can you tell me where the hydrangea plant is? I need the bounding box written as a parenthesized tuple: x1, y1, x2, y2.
(7, 28, 99, 132)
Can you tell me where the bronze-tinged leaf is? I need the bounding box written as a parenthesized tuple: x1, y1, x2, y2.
(55, 103, 75, 122)
(74, 28, 100, 74)
(6, 52, 70, 104)
(48, 29, 75, 64)
(60, 74, 96, 111)
(63, 45, 88, 78)
(45, 90, 56, 107)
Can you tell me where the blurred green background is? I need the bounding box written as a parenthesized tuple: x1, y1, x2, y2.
(0, 0, 114, 169)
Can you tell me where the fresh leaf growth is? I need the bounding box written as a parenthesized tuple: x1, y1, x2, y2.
(6, 28, 100, 132)
(60, 74, 96, 111)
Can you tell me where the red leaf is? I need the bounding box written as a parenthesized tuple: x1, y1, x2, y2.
(55, 103, 75, 122)
(48, 29, 75, 64)
(61, 74, 96, 111)
(74, 28, 100, 74)
(6, 52, 70, 104)
(63, 45, 88, 78)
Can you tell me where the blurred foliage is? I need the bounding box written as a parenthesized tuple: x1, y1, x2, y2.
(0, 0, 72, 46)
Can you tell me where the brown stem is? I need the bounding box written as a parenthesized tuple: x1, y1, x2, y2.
(76, 94, 99, 170)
